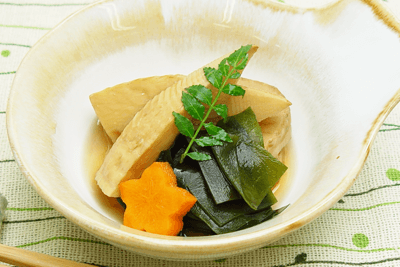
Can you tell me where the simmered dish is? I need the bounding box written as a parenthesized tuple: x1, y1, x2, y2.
(89, 45, 292, 236)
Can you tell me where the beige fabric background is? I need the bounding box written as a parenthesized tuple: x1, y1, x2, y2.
(1, 0, 400, 266)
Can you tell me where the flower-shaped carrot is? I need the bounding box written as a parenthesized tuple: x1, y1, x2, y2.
(119, 162, 197, 236)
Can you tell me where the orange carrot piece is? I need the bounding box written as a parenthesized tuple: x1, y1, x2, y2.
(119, 162, 197, 236)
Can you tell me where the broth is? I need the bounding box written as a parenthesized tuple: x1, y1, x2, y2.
(84, 120, 124, 221)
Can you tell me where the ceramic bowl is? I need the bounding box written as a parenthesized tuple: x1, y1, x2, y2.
(7, 0, 400, 260)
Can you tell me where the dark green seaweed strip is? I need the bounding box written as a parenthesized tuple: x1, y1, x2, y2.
(181, 216, 215, 236)
(213, 108, 286, 210)
(174, 163, 240, 226)
(191, 141, 240, 204)
(188, 203, 285, 235)
(174, 163, 276, 227)
(157, 134, 188, 167)
(218, 107, 264, 146)
(237, 139, 286, 197)
(212, 135, 280, 210)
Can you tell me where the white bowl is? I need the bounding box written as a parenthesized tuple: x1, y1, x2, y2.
(7, 0, 400, 260)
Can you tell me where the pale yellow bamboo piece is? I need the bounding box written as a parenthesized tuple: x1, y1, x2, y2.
(90, 75, 185, 142)
(95, 46, 258, 197)
(90, 76, 291, 143)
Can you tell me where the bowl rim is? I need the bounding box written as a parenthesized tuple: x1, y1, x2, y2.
(6, 0, 400, 259)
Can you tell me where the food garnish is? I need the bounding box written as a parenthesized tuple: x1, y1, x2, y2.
(119, 162, 196, 236)
(173, 45, 252, 162)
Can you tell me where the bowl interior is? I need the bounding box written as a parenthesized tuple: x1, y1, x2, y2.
(7, 0, 400, 260)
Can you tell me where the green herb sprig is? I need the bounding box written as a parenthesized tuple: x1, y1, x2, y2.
(173, 45, 252, 162)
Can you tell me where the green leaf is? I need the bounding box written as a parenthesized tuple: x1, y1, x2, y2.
(227, 45, 252, 70)
(204, 123, 232, 142)
(218, 58, 229, 77)
(230, 71, 241, 79)
(235, 54, 249, 70)
(222, 84, 246, 96)
(182, 92, 205, 121)
(204, 122, 222, 135)
(186, 85, 213, 106)
(204, 67, 223, 88)
(173, 112, 194, 138)
(187, 152, 212, 161)
(173, 44, 253, 162)
(194, 136, 223, 147)
(213, 104, 228, 120)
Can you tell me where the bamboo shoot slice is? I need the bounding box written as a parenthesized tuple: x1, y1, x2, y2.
(90, 76, 290, 142)
(89, 75, 185, 142)
(260, 107, 291, 158)
(95, 46, 258, 197)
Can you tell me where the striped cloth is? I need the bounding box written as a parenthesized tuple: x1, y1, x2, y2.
(1, 0, 400, 266)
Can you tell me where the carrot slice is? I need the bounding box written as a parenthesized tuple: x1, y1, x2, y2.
(119, 162, 197, 236)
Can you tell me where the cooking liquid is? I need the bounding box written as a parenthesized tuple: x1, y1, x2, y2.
(84, 120, 124, 222)
(85, 119, 293, 229)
